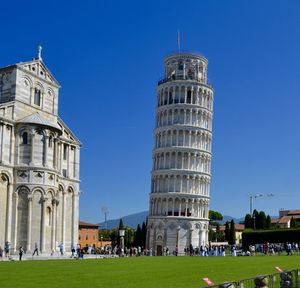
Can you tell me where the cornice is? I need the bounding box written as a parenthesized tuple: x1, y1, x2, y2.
(154, 125, 212, 135)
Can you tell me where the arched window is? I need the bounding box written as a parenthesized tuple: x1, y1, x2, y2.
(187, 69, 194, 79)
(187, 90, 192, 104)
(34, 88, 41, 106)
(22, 132, 28, 144)
(178, 61, 183, 70)
(46, 207, 51, 226)
(48, 136, 53, 148)
(168, 92, 172, 104)
(63, 144, 67, 160)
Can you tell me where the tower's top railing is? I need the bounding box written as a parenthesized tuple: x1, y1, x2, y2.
(164, 50, 208, 64)
(157, 75, 213, 88)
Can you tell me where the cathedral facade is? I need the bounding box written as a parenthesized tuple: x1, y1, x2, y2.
(0, 50, 80, 254)
(147, 52, 213, 255)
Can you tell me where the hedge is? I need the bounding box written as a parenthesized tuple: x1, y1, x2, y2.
(242, 229, 300, 249)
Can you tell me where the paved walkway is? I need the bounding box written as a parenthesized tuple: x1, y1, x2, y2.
(1, 253, 118, 261)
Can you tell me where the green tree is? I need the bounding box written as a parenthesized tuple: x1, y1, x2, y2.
(135, 224, 142, 246)
(290, 217, 299, 228)
(229, 220, 236, 245)
(209, 210, 223, 221)
(209, 228, 216, 242)
(124, 227, 135, 248)
(215, 224, 225, 242)
(244, 214, 252, 228)
(266, 215, 271, 229)
(141, 221, 147, 248)
(225, 221, 230, 241)
(99, 229, 112, 241)
(256, 211, 267, 230)
(110, 229, 118, 247)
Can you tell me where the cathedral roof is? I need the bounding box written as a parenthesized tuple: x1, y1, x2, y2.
(17, 112, 62, 132)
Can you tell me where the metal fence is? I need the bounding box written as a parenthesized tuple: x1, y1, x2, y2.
(205, 269, 300, 288)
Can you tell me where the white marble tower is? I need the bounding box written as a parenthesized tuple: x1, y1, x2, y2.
(147, 52, 214, 255)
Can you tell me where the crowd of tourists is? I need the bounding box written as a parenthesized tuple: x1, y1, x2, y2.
(250, 242, 298, 255)
(1, 241, 298, 260)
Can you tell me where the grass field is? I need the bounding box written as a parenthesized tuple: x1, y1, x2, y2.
(0, 255, 299, 288)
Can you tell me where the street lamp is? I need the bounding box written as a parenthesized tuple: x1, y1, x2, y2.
(249, 194, 263, 215)
(249, 193, 275, 215)
(119, 229, 125, 256)
(249, 193, 275, 229)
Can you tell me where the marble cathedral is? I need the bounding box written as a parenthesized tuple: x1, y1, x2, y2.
(0, 48, 80, 254)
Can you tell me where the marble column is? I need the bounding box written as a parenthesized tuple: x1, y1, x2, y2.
(30, 132, 35, 165)
(0, 124, 4, 163)
(26, 196, 33, 252)
(5, 183, 13, 243)
(43, 135, 49, 167)
(51, 199, 57, 253)
(41, 198, 47, 253)
(62, 192, 66, 245)
(13, 192, 18, 253)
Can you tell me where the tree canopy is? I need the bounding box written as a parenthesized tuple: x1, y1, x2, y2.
(209, 210, 223, 221)
(243, 210, 272, 230)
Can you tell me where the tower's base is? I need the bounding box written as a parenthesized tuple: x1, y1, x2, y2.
(147, 217, 209, 256)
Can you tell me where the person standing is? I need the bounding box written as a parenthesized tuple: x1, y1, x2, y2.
(4, 241, 10, 257)
(19, 246, 24, 261)
(0, 245, 3, 259)
(32, 243, 39, 256)
(59, 243, 64, 256)
(76, 244, 81, 258)
(71, 243, 75, 258)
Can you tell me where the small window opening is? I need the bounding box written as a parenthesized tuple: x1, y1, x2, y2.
(22, 132, 28, 144)
(178, 61, 183, 70)
(63, 144, 67, 160)
(187, 91, 192, 104)
(34, 89, 41, 106)
(49, 136, 53, 148)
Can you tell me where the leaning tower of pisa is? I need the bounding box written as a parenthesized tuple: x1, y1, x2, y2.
(147, 52, 214, 256)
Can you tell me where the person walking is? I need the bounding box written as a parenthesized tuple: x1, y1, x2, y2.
(4, 241, 10, 257)
(32, 243, 39, 256)
(19, 246, 24, 261)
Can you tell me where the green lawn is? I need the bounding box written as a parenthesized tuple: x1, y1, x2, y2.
(0, 255, 299, 288)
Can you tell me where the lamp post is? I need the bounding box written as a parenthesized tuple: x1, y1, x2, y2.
(119, 229, 125, 256)
(249, 193, 274, 229)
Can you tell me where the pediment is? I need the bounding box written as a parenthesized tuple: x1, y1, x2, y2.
(17, 59, 60, 87)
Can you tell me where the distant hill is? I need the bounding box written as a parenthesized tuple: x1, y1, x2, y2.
(99, 211, 148, 230)
(217, 215, 243, 225)
(98, 211, 247, 230)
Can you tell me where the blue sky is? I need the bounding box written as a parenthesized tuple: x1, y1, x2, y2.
(1, 0, 300, 223)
